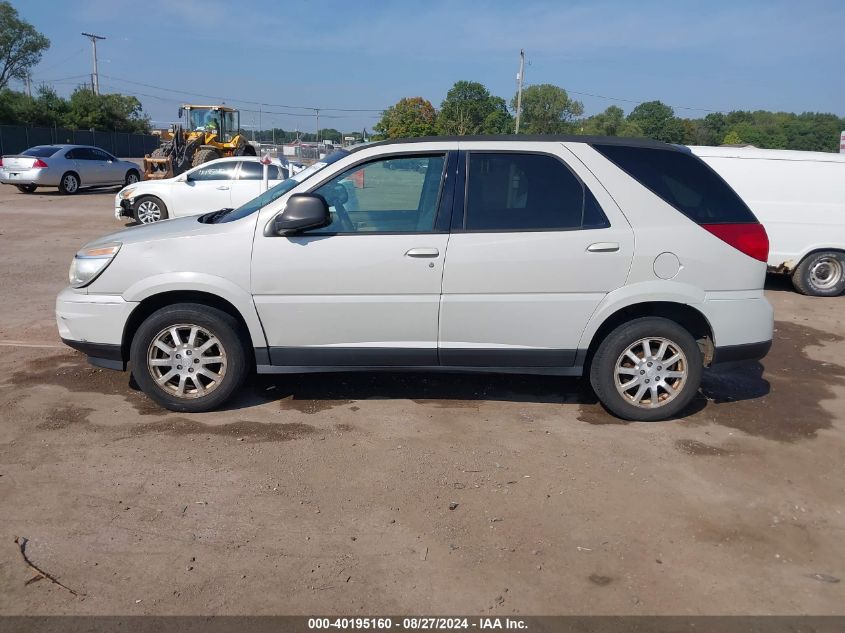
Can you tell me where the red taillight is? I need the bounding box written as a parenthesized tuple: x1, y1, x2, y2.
(701, 223, 769, 263)
(0, 157, 3, 167)
(32, 159, 48, 168)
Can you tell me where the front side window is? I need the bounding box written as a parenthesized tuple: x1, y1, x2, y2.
(464, 153, 607, 231)
(91, 148, 111, 161)
(189, 162, 237, 181)
(308, 154, 446, 233)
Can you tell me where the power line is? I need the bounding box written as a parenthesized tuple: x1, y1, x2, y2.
(539, 84, 727, 113)
(99, 74, 385, 114)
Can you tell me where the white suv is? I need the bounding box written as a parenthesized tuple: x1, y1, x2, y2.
(57, 137, 773, 421)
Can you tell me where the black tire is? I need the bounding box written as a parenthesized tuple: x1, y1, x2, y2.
(191, 147, 220, 168)
(589, 317, 702, 422)
(133, 195, 169, 224)
(130, 303, 248, 413)
(58, 172, 80, 194)
(125, 169, 141, 186)
(16, 184, 37, 193)
(791, 251, 845, 297)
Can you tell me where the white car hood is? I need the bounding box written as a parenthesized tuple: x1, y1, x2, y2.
(85, 215, 218, 249)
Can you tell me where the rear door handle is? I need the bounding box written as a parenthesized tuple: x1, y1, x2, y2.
(587, 242, 620, 253)
(216, 185, 230, 190)
(405, 248, 440, 258)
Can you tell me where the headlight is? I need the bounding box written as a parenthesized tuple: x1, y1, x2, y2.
(69, 242, 121, 288)
(120, 187, 136, 200)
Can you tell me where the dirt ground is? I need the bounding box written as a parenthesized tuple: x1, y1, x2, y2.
(0, 183, 843, 616)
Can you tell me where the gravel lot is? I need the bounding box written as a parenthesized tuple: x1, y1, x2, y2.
(0, 182, 843, 615)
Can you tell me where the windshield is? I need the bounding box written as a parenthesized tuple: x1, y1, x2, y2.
(215, 150, 350, 223)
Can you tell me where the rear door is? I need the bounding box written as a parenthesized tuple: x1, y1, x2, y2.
(438, 143, 634, 368)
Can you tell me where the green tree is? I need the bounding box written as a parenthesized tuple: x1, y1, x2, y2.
(438, 81, 510, 135)
(626, 100, 687, 143)
(722, 129, 744, 145)
(579, 105, 642, 137)
(0, 2, 50, 90)
(374, 96, 437, 139)
(63, 87, 150, 133)
(512, 84, 583, 134)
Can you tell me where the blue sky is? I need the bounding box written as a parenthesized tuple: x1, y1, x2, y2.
(16, 0, 845, 132)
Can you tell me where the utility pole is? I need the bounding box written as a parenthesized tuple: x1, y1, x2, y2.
(24, 74, 32, 98)
(514, 49, 525, 134)
(315, 108, 320, 144)
(81, 32, 106, 96)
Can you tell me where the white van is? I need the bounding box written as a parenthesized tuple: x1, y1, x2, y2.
(690, 146, 845, 296)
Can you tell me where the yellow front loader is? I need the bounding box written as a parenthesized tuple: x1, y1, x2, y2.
(143, 105, 256, 179)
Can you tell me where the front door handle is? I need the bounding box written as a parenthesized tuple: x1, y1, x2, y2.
(586, 242, 620, 253)
(405, 248, 440, 258)
(216, 185, 230, 190)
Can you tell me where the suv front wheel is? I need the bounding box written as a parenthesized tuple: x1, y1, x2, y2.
(130, 303, 247, 412)
(590, 317, 702, 421)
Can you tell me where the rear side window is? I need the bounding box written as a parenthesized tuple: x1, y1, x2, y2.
(237, 161, 264, 180)
(465, 153, 609, 231)
(23, 146, 60, 158)
(593, 144, 756, 224)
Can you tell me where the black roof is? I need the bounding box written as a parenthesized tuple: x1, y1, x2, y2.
(350, 134, 680, 152)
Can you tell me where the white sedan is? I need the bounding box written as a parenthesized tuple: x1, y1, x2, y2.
(115, 156, 288, 224)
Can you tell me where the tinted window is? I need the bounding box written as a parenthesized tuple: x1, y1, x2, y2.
(309, 154, 446, 233)
(70, 148, 97, 160)
(90, 148, 112, 161)
(189, 162, 237, 181)
(465, 153, 607, 231)
(593, 144, 756, 224)
(23, 146, 60, 158)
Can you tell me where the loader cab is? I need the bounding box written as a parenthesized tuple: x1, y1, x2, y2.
(181, 106, 240, 143)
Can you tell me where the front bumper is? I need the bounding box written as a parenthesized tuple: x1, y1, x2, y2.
(56, 288, 137, 370)
(0, 168, 57, 186)
(115, 197, 134, 220)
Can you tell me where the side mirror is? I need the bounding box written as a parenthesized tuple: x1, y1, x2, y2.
(273, 194, 331, 235)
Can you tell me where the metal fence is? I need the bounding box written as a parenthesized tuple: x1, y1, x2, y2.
(0, 125, 160, 158)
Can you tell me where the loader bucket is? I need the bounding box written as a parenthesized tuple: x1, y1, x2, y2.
(143, 155, 174, 180)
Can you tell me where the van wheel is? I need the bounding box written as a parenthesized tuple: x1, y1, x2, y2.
(791, 251, 845, 297)
(589, 317, 702, 421)
(130, 303, 247, 413)
(134, 196, 168, 224)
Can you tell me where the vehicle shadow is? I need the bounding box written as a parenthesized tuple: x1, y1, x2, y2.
(213, 363, 768, 420)
(31, 186, 123, 196)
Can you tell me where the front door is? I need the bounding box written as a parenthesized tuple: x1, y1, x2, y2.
(439, 146, 634, 368)
(251, 152, 452, 367)
(169, 160, 236, 215)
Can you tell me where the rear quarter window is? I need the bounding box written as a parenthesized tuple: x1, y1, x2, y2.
(593, 144, 756, 224)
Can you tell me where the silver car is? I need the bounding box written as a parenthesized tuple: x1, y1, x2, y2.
(0, 144, 142, 194)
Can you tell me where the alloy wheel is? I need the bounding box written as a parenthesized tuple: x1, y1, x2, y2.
(614, 337, 688, 409)
(146, 324, 227, 399)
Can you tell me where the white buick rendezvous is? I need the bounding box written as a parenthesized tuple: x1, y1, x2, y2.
(57, 136, 773, 421)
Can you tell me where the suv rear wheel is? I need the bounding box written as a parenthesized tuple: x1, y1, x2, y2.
(130, 303, 247, 412)
(590, 317, 702, 421)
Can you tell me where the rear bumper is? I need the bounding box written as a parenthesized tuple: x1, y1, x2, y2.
(0, 168, 57, 186)
(711, 339, 772, 365)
